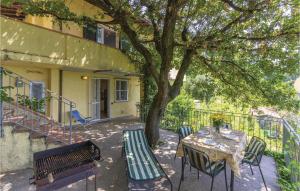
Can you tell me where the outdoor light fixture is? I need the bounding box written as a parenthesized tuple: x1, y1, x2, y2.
(81, 75, 88, 80)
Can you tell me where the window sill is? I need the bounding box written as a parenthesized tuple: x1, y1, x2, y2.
(114, 100, 128, 103)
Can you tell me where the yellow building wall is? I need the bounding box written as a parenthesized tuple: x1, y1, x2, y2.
(1, 16, 133, 73)
(2, 63, 50, 91)
(24, 15, 54, 30)
(61, 71, 140, 119)
(110, 77, 141, 117)
(62, 71, 90, 117)
(1, 0, 140, 121)
(21, 0, 119, 47)
(49, 69, 60, 120)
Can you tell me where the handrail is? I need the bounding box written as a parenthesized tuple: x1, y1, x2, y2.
(1, 66, 77, 144)
(283, 118, 300, 146)
(3, 68, 76, 107)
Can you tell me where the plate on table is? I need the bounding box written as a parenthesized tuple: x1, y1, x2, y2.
(221, 134, 239, 142)
(203, 139, 217, 146)
(220, 128, 231, 134)
(198, 130, 210, 136)
(216, 143, 228, 151)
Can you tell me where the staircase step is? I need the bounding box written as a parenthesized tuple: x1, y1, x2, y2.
(12, 124, 31, 133)
(4, 115, 26, 122)
(45, 137, 64, 146)
(29, 131, 47, 140)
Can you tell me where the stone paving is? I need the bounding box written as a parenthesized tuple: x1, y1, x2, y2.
(0, 117, 281, 191)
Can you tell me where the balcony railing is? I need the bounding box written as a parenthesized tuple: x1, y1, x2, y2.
(139, 104, 300, 188)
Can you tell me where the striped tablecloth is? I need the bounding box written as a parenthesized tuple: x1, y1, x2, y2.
(176, 127, 247, 176)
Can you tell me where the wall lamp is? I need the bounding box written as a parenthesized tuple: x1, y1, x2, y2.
(81, 75, 88, 80)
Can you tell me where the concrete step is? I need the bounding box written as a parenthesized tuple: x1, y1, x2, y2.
(29, 131, 47, 140)
(12, 124, 31, 133)
(45, 136, 64, 146)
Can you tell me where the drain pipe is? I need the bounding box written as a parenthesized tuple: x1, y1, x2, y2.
(0, 67, 4, 137)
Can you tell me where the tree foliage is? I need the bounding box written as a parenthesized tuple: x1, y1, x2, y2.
(4, 0, 300, 145)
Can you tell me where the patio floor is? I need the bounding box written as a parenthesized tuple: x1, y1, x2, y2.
(0, 117, 281, 191)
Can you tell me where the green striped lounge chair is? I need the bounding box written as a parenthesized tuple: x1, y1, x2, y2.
(242, 136, 267, 190)
(174, 126, 193, 159)
(122, 129, 173, 191)
(178, 145, 228, 191)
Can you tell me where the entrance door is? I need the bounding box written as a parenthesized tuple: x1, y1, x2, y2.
(92, 79, 109, 120)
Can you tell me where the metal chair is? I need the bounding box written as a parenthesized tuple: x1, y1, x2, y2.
(71, 110, 93, 128)
(242, 136, 267, 190)
(174, 126, 193, 160)
(223, 123, 231, 129)
(178, 145, 228, 191)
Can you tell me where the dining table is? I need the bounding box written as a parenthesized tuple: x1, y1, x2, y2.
(176, 127, 247, 191)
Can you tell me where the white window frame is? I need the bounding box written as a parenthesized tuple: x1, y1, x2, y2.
(115, 80, 128, 102)
(96, 25, 104, 44)
(29, 81, 45, 100)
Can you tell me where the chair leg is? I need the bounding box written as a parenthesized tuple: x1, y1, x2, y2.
(249, 164, 254, 175)
(86, 176, 88, 191)
(210, 176, 214, 191)
(182, 158, 185, 181)
(258, 164, 268, 191)
(178, 160, 185, 191)
(94, 174, 97, 191)
(224, 169, 228, 191)
(178, 178, 182, 191)
(174, 143, 180, 160)
(198, 171, 200, 180)
(121, 146, 124, 158)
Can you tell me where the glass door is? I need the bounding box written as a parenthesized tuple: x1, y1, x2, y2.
(92, 79, 101, 119)
(92, 79, 110, 120)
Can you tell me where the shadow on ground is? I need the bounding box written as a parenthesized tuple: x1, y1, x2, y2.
(0, 117, 281, 191)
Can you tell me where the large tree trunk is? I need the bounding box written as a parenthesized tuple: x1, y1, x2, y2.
(145, 90, 168, 147)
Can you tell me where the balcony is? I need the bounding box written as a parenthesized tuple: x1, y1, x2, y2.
(0, 16, 135, 73)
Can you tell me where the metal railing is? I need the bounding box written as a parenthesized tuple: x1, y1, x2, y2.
(139, 104, 300, 186)
(0, 67, 77, 144)
(283, 119, 300, 187)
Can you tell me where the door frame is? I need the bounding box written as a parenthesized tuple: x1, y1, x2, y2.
(91, 78, 110, 120)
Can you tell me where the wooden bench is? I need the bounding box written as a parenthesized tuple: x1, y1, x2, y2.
(122, 129, 173, 191)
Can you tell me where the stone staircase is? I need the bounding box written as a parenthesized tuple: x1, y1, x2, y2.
(0, 67, 87, 172)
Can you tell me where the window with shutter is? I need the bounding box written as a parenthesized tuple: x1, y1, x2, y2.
(104, 29, 117, 48)
(83, 24, 97, 41)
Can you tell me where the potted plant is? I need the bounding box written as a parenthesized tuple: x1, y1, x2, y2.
(210, 113, 226, 133)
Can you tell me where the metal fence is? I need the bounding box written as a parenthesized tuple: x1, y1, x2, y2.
(283, 119, 300, 187)
(139, 104, 300, 187)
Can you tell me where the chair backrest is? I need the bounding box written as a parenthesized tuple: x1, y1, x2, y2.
(224, 123, 231, 129)
(246, 136, 266, 163)
(71, 110, 85, 124)
(182, 144, 212, 174)
(178, 126, 193, 140)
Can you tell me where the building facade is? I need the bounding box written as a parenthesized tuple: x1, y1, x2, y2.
(0, 0, 141, 122)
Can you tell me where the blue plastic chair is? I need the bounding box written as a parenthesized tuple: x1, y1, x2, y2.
(71, 110, 93, 127)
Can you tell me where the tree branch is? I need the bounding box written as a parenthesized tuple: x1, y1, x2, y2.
(234, 31, 300, 41)
(222, 0, 267, 12)
(169, 49, 195, 100)
(160, 0, 183, 74)
(143, 3, 162, 53)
